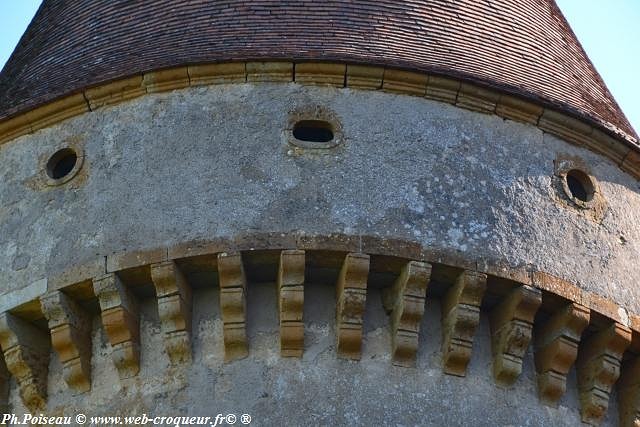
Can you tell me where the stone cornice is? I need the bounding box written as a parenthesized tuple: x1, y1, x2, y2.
(0, 61, 638, 180)
(0, 232, 639, 425)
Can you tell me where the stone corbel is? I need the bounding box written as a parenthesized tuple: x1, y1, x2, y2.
(40, 291, 92, 393)
(93, 273, 140, 379)
(534, 302, 590, 405)
(441, 270, 487, 376)
(576, 322, 631, 425)
(619, 356, 640, 427)
(217, 252, 248, 361)
(150, 261, 193, 364)
(336, 253, 370, 360)
(383, 260, 431, 367)
(277, 250, 305, 357)
(0, 313, 50, 412)
(490, 285, 542, 386)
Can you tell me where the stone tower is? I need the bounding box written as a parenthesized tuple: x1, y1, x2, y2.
(0, 1, 638, 425)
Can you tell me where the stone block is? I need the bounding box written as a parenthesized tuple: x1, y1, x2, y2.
(457, 83, 499, 114)
(107, 248, 167, 273)
(84, 76, 145, 110)
(336, 253, 370, 360)
(382, 69, 428, 96)
(93, 273, 140, 378)
(0, 113, 32, 144)
(383, 261, 431, 367)
(585, 129, 630, 165)
(188, 63, 246, 85)
(495, 94, 543, 124)
(218, 252, 248, 361)
(143, 67, 190, 92)
(442, 270, 486, 376)
(490, 285, 542, 386)
(278, 250, 305, 357)
(577, 322, 631, 425)
(41, 291, 92, 393)
(151, 261, 193, 364)
(346, 65, 384, 90)
(296, 62, 345, 87)
(622, 150, 640, 178)
(48, 258, 106, 291)
(26, 93, 89, 135)
(246, 62, 293, 82)
(425, 76, 460, 104)
(531, 271, 585, 308)
(0, 313, 50, 412)
(539, 109, 593, 147)
(618, 356, 640, 427)
(535, 303, 590, 405)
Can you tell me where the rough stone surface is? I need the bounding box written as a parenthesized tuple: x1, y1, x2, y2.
(1, 83, 638, 314)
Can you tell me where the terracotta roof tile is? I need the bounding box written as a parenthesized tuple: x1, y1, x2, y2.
(0, 0, 636, 142)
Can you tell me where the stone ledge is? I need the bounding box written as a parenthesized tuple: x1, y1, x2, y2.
(0, 233, 639, 424)
(0, 61, 638, 181)
(143, 67, 190, 93)
(188, 63, 246, 86)
(346, 65, 384, 90)
(246, 62, 293, 82)
(295, 62, 345, 87)
(0, 279, 47, 315)
(496, 94, 543, 124)
(84, 76, 145, 110)
(622, 151, 640, 177)
(106, 248, 168, 273)
(457, 83, 499, 114)
(425, 76, 460, 104)
(382, 69, 428, 96)
(47, 259, 106, 292)
(0, 113, 32, 145)
(539, 109, 594, 147)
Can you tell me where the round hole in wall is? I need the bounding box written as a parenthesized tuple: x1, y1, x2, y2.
(46, 148, 78, 180)
(293, 120, 334, 143)
(565, 169, 595, 203)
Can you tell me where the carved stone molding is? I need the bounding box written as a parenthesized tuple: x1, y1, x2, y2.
(40, 291, 92, 393)
(441, 270, 487, 376)
(383, 261, 431, 367)
(576, 322, 631, 425)
(490, 285, 542, 386)
(0, 313, 50, 412)
(336, 253, 370, 360)
(93, 273, 140, 379)
(2, 61, 637, 181)
(619, 356, 640, 427)
(277, 250, 305, 357)
(217, 252, 249, 361)
(0, 235, 639, 423)
(150, 261, 193, 364)
(534, 302, 590, 405)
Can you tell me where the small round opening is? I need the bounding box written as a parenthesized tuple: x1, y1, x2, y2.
(46, 148, 77, 180)
(565, 169, 595, 203)
(293, 120, 334, 143)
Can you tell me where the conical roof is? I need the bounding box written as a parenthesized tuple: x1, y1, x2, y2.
(0, 0, 636, 143)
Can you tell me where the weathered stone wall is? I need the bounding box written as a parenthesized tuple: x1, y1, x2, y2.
(0, 82, 638, 313)
(1, 82, 639, 425)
